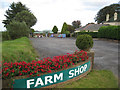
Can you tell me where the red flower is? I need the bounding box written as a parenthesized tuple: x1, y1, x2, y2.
(11, 69, 15, 73)
(30, 73, 32, 76)
(4, 67, 8, 71)
(19, 73, 22, 76)
(58, 65, 60, 68)
(47, 70, 51, 73)
(19, 66, 21, 69)
(82, 59, 84, 61)
(41, 69, 44, 72)
(2, 50, 89, 79)
(34, 71, 37, 73)
(6, 73, 9, 76)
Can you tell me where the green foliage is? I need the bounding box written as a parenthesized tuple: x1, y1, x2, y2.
(61, 22, 68, 34)
(72, 20, 81, 29)
(95, 4, 120, 23)
(14, 10, 37, 27)
(52, 25, 58, 34)
(64, 31, 70, 37)
(77, 32, 98, 38)
(76, 34, 93, 51)
(2, 31, 11, 41)
(57, 70, 118, 88)
(98, 26, 120, 40)
(61, 22, 71, 37)
(67, 25, 75, 33)
(2, 2, 29, 27)
(2, 37, 38, 62)
(7, 20, 30, 40)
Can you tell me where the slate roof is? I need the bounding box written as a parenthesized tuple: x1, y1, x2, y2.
(75, 24, 109, 32)
(83, 24, 109, 31)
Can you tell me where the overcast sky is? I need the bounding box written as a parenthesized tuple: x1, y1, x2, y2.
(0, 0, 119, 31)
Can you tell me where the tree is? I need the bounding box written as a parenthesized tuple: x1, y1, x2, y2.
(52, 26, 58, 34)
(95, 4, 120, 24)
(61, 22, 68, 34)
(2, 2, 30, 27)
(72, 20, 81, 29)
(61, 22, 70, 37)
(67, 25, 75, 33)
(7, 20, 29, 39)
(14, 10, 37, 27)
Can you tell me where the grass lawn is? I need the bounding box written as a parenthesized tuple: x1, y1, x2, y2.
(2, 37, 38, 62)
(56, 70, 118, 88)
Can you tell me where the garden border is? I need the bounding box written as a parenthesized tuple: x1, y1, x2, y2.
(2, 51, 94, 89)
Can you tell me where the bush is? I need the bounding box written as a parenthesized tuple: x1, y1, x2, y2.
(76, 34, 93, 51)
(7, 20, 30, 40)
(76, 32, 98, 38)
(98, 26, 120, 40)
(2, 31, 11, 41)
(52, 26, 58, 34)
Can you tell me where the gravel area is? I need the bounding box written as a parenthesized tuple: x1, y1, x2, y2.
(30, 37, 119, 78)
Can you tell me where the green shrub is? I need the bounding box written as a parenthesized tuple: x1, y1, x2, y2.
(52, 25, 58, 34)
(98, 26, 120, 40)
(76, 32, 98, 38)
(76, 34, 93, 51)
(2, 31, 11, 41)
(7, 20, 30, 40)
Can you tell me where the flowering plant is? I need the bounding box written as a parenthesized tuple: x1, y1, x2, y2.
(2, 50, 88, 79)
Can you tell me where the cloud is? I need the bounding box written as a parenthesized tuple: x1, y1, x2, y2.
(0, 0, 119, 31)
(80, 0, 119, 11)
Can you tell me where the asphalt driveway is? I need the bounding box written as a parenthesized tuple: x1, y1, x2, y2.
(30, 37, 119, 78)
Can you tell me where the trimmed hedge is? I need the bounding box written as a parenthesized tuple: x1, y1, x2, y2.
(74, 26, 120, 40)
(76, 34, 93, 51)
(76, 32, 98, 38)
(98, 26, 120, 40)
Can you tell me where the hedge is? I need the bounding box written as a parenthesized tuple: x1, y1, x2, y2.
(74, 26, 120, 40)
(76, 32, 98, 38)
(98, 26, 120, 40)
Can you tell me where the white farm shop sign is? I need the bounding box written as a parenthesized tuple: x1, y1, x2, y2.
(13, 60, 91, 89)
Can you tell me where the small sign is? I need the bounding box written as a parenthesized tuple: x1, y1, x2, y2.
(13, 60, 91, 89)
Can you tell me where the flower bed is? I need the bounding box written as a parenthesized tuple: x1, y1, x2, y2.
(2, 50, 88, 79)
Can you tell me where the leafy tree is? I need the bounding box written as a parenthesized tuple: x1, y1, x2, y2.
(61, 22, 71, 37)
(95, 4, 120, 24)
(14, 10, 37, 27)
(2, 31, 11, 41)
(2, 2, 30, 27)
(67, 25, 75, 33)
(52, 26, 58, 34)
(72, 20, 81, 29)
(61, 22, 68, 34)
(7, 20, 29, 39)
(30, 28, 35, 37)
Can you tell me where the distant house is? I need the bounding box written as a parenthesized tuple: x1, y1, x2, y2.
(75, 27, 84, 32)
(103, 7, 120, 26)
(33, 31, 43, 38)
(75, 24, 109, 32)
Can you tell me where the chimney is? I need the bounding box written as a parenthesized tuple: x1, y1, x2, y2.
(106, 14, 109, 21)
(114, 12, 117, 21)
